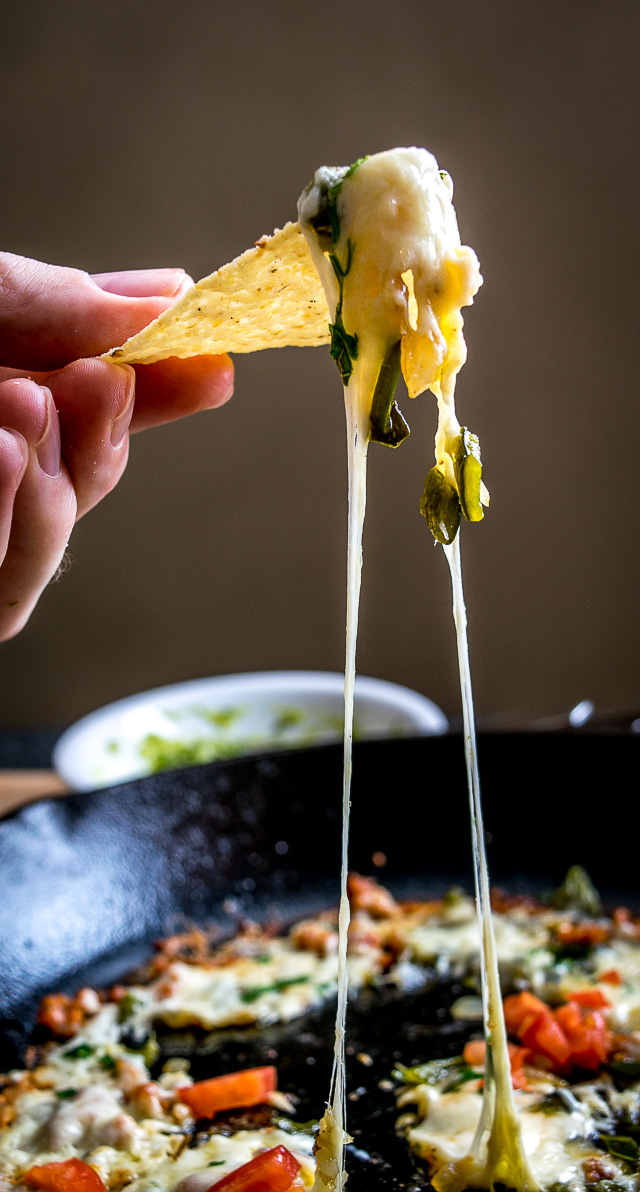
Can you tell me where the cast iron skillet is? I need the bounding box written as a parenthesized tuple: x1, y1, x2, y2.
(1, 734, 638, 1190)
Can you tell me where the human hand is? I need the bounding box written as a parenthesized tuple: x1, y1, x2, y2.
(0, 252, 234, 639)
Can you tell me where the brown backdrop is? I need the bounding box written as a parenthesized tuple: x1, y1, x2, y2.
(0, 0, 638, 726)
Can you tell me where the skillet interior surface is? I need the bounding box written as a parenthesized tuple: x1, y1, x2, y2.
(0, 732, 637, 1190)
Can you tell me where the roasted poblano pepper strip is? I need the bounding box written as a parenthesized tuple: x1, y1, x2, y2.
(597, 1136, 640, 1169)
(550, 865, 602, 917)
(369, 340, 410, 447)
(420, 466, 462, 545)
(449, 427, 484, 522)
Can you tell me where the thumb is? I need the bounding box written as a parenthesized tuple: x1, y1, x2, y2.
(0, 253, 192, 371)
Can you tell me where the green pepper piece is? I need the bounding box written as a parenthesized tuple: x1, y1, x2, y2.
(369, 341, 410, 447)
(239, 974, 311, 1004)
(420, 467, 461, 545)
(550, 865, 602, 917)
(449, 427, 484, 522)
(118, 992, 144, 1024)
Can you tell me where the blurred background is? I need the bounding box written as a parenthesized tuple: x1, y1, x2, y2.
(0, 0, 638, 730)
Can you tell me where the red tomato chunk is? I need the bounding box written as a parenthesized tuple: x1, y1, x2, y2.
(178, 1067, 277, 1119)
(207, 1146, 300, 1192)
(24, 1159, 107, 1192)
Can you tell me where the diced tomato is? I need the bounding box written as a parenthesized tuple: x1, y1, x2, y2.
(178, 1067, 277, 1120)
(502, 989, 613, 1078)
(599, 969, 622, 985)
(24, 1159, 106, 1192)
(462, 1040, 486, 1066)
(461, 1039, 531, 1088)
(554, 1001, 583, 1036)
(554, 921, 609, 947)
(554, 1001, 611, 1070)
(569, 989, 610, 1008)
(503, 992, 549, 1035)
(207, 1146, 300, 1192)
(520, 1011, 571, 1068)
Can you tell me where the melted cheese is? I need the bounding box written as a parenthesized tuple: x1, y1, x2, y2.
(407, 898, 550, 972)
(402, 1079, 630, 1192)
(138, 948, 377, 1031)
(0, 1004, 315, 1192)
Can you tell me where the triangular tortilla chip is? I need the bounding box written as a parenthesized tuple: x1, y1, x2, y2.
(105, 222, 330, 364)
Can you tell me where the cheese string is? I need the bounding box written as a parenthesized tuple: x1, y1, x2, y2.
(443, 535, 538, 1192)
(335, 394, 368, 1159)
(313, 393, 369, 1192)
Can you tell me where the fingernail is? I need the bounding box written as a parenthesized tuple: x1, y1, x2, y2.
(91, 268, 189, 299)
(110, 388, 135, 447)
(0, 428, 29, 481)
(35, 389, 61, 478)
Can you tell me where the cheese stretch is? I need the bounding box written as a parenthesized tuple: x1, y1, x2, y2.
(299, 147, 487, 1192)
(400, 1068, 640, 1192)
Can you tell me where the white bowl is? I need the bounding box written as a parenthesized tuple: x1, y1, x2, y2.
(53, 670, 448, 791)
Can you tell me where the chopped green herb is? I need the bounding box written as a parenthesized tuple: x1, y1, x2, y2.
(329, 321, 359, 385)
(308, 157, 368, 246)
(240, 975, 310, 1004)
(273, 708, 303, 732)
(328, 240, 358, 385)
(63, 1043, 95, 1059)
(393, 1057, 461, 1086)
(550, 866, 602, 917)
(118, 992, 144, 1024)
(254, 954, 272, 964)
(597, 1135, 640, 1169)
(448, 427, 484, 522)
(98, 1053, 117, 1070)
(202, 707, 241, 728)
(56, 1088, 77, 1099)
(420, 466, 461, 545)
(207, 1162, 226, 1167)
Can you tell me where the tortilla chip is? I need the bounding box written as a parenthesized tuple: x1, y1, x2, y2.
(105, 222, 330, 364)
